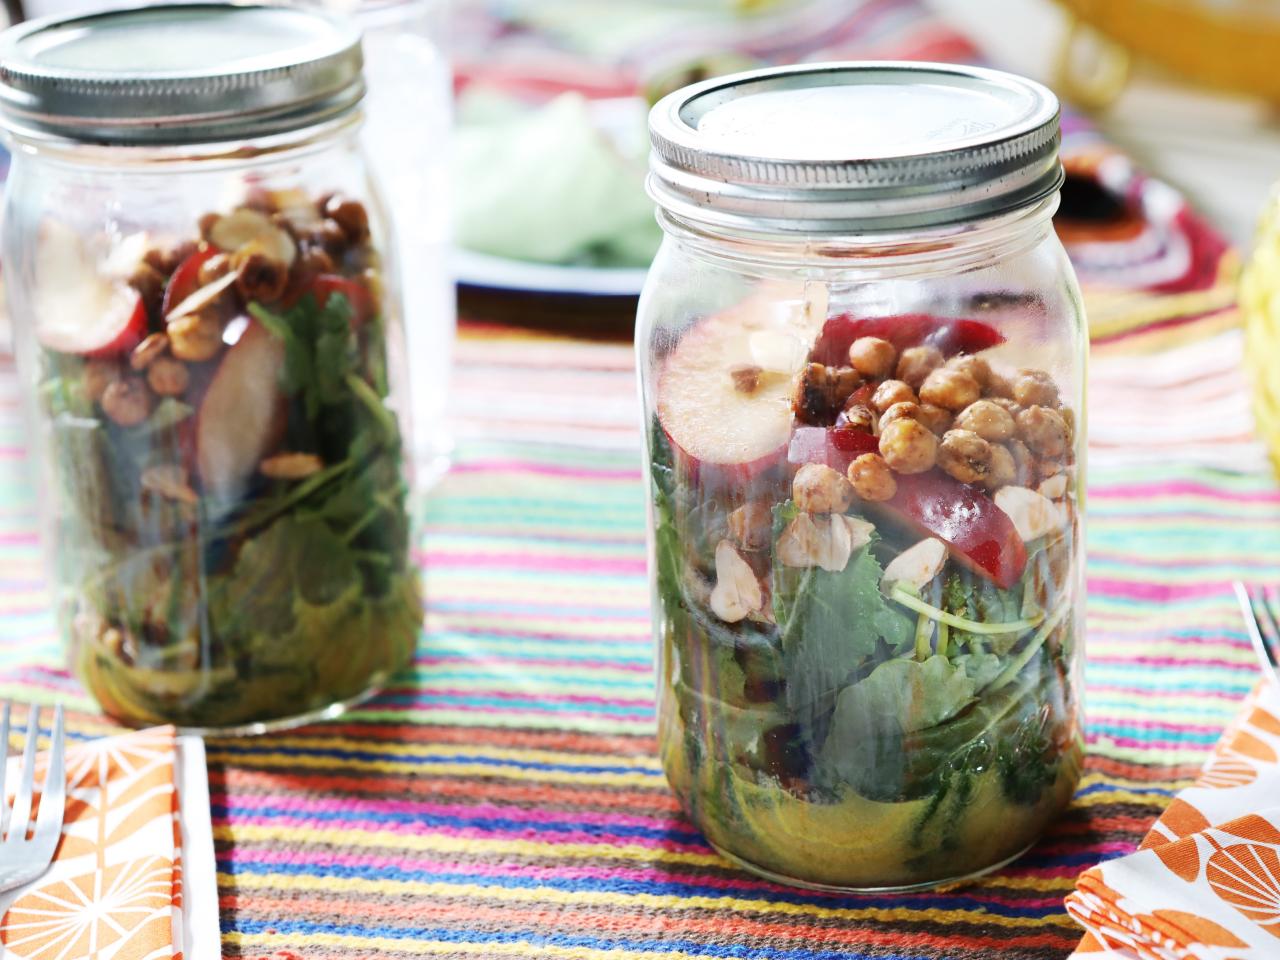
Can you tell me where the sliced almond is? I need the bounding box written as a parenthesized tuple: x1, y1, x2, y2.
(165, 269, 239, 322)
(709, 540, 763, 623)
(209, 208, 297, 268)
(140, 464, 198, 504)
(995, 485, 1062, 542)
(1038, 473, 1068, 500)
(882, 537, 947, 592)
(260, 452, 324, 480)
(777, 513, 873, 573)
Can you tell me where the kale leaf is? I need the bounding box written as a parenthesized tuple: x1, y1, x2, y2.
(771, 501, 912, 719)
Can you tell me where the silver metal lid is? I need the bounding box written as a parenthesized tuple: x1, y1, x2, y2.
(0, 2, 364, 145)
(648, 61, 1063, 233)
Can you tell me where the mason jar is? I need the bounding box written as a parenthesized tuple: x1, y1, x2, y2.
(638, 63, 1086, 891)
(0, 3, 422, 734)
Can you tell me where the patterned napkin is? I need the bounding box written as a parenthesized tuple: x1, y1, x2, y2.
(1067, 683, 1280, 959)
(0, 724, 217, 960)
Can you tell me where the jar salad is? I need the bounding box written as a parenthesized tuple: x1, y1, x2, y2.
(640, 63, 1086, 890)
(0, 4, 423, 732)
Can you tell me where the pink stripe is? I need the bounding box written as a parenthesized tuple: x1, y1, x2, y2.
(363, 701, 652, 720)
(0, 532, 39, 545)
(449, 461, 641, 481)
(415, 653, 650, 673)
(1090, 481, 1280, 504)
(1086, 653, 1253, 671)
(1086, 579, 1237, 601)
(423, 551, 646, 575)
(434, 623, 649, 643)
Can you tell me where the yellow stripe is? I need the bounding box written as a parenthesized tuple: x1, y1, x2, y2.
(218, 873, 1081, 929)
(204, 751, 661, 786)
(220, 734, 664, 772)
(227, 932, 719, 959)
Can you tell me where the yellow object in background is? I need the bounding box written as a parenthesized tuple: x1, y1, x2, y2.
(1240, 189, 1280, 476)
(1054, 0, 1280, 107)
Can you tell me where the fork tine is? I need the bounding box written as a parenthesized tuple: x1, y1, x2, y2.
(1235, 581, 1280, 686)
(1259, 586, 1280, 656)
(32, 706, 64, 852)
(4, 707, 39, 845)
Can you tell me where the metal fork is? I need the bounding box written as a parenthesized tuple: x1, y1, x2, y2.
(1233, 581, 1280, 687)
(0, 704, 64, 893)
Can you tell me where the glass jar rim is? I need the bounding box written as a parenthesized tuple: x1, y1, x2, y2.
(0, 2, 364, 147)
(648, 61, 1063, 235)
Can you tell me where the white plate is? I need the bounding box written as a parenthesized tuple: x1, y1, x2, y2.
(453, 247, 649, 297)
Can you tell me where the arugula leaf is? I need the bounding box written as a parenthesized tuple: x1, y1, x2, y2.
(771, 501, 912, 717)
(251, 294, 358, 419)
(941, 569, 1025, 654)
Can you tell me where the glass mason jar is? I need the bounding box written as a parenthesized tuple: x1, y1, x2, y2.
(638, 63, 1087, 891)
(0, 3, 422, 734)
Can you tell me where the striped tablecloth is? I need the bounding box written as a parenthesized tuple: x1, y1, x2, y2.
(0, 303, 1275, 958)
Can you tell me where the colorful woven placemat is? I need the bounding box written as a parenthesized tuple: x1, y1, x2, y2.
(0, 4, 1271, 958)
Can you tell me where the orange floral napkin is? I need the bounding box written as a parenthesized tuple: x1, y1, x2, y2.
(1067, 682, 1280, 959)
(0, 724, 217, 960)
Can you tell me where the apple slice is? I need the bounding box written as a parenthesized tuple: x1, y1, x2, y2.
(810, 313, 1006, 367)
(788, 426, 879, 473)
(32, 221, 147, 357)
(196, 320, 286, 499)
(657, 309, 815, 485)
(880, 471, 1027, 589)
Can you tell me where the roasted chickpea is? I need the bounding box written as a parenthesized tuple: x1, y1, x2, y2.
(167, 314, 223, 363)
(946, 354, 990, 387)
(233, 248, 289, 303)
(872, 379, 915, 413)
(847, 453, 897, 502)
(1008, 439, 1036, 486)
(298, 244, 336, 277)
(310, 218, 348, 256)
(987, 396, 1021, 417)
(955, 399, 1016, 441)
(879, 401, 921, 431)
(918, 403, 953, 436)
(128, 263, 165, 313)
(727, 502, 773, 551)
(130, 332, 169, 372)
(146, 357, 189, 397)
(847, 336, 896, 378)
(84, 358, 119, 404)
(1012, 368, 1059, 407)
(895, 345, 943, 389)
(101, 377, 153, 427)
(879, 418, 937, 474)
(1017, 404, 1069, 458)
(937, 429, 993, 484)
(984, 443, 1017, 490)
(919, 367, 981, 412)
(792, 363, 860, 425)
(792, 463, 855, 515)
(322, 195, 370, 244)
(143, 240, 196, 276)
(985, 369, 1016, 400)
(838, 402, 876, 433)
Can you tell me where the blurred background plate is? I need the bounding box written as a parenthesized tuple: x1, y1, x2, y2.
(453, 248, 649, 297)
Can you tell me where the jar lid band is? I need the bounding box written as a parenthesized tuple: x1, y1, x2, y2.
(647, 61, 1063, 233)
(0, 2, 364, 146)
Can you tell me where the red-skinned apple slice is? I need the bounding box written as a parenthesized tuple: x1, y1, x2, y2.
(196, 320, 287, 499)
(33, 222, 147, 357)
(811, 313, 1005, 367)
(881, 471, 1027, 589)
(788, 426, 879, 473)
(657, 308, 817, 486)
